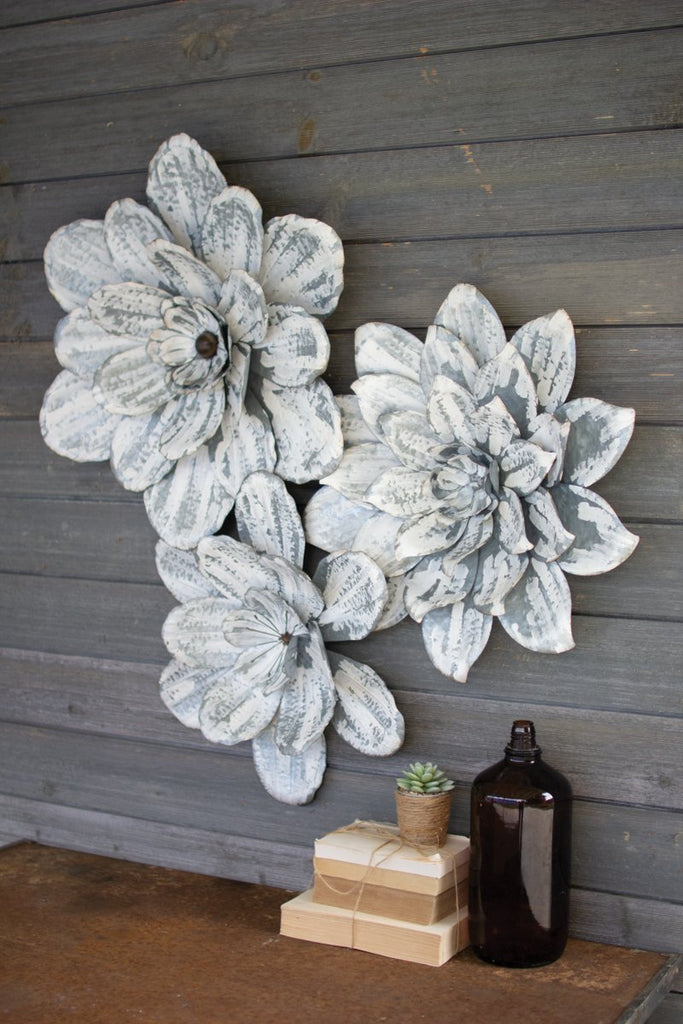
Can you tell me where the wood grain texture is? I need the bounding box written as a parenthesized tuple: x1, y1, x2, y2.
(570, 890, 683, 954)
(2, 1, 681, 104)
(0, 642, 679, 808)
(0, 792, 313, 889)
(0, 726, 680, 903)
(2, 602, 681, 725)
(2, 422, 679, 519)
(648, 995, 683, 1022)
(0, 0, 166, 30)
(1, 29, 681, 184)
(0, 0, 680, 954)
(0, 496, 676, 617)
(2, 230, 681, 345)
(0, 496, 158, 581)
(331, 614, 683, 711)
(0, 420, 136, 500)
(1, 326, 680, 424)
(3, 132, 682, 263)
(0, 574, 173, 663)
(1, 561, 681, 684)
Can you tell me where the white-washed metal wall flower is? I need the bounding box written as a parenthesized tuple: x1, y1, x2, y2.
(40, 133, 344, 548)
(306, 284, 639, 682)
(156, 471, 404, 804)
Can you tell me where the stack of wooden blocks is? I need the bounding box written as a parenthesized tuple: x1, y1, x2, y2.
(280, 823, 470, 966)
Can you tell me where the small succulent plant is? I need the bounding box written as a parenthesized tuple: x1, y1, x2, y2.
(397, 761, 454, 794)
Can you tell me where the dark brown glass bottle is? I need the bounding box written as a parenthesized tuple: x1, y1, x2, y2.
(468, 720, 572, 967)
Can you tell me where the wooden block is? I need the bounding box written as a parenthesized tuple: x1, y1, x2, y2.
(312, 873, 468, 925)
(280, 888, 470, 967)
(314, 824, 469, 893)
(313, 854, 469, 896)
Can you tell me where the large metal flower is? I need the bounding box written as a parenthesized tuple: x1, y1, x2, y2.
(40, 134, 344, 548)
(306, 284, 639, 682)
(157, 472, 404, 804)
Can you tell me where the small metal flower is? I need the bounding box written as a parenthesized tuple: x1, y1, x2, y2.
(306, 284, 639, 682)
(157, 471, 404, 805)
(40, 134, 344, 548)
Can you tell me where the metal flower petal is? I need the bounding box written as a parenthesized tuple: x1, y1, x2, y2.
(44, 220, 122, 312)
(328, 652, 404, 757)
(252, 727, 326, 806)
(259, 214, 344, 317)
(314, 551, 387, 641)
(354, 322, 423, 382)
(40, 370, 124, 462)
(146, 132, 226, 254)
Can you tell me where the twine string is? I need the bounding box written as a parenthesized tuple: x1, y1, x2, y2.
(313, 819, 461, 954)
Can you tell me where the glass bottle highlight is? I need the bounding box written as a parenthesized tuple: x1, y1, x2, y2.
(468, 720, 572, 967)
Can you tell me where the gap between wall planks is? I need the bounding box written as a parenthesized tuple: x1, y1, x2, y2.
(0, 0, 167, 32)
(0, 1, 680, 977)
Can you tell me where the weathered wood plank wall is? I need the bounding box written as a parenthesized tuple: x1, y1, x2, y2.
(0, 2, 681, 1010)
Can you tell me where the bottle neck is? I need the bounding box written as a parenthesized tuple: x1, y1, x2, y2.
(504, 719, 541, 761)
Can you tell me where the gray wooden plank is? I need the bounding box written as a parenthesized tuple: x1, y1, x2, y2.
(598, 426, 682, 522)
(3, 1, 681, 105)
(1, 554, 681, 693)
(0, 833, 22, 848)
(3, 421, 679, 519)
(0, 720, 681, 893)
(648, 995, 683, 1024)
(0, 1, 168, 30)
(0, 496, 158, 582)
(3, 132, 682, 263)
(571, 890, 683, 955)
(333, 615, 683, 713)
(0, 795, 312, 890)
(1, 326, 679, 425)
(0, 789, 680, 913)
(1, 29, 681, 183)
(3, 628, 681, 745)
(332, 231, 683, 331)
(2, 230, 681, 346)
(3, 601, 680, 722)
(0, 642, 680, 806)
(0, 493, 676, 618)
(0, 574, 173, 664)
(566, 523, 682, 620)
(0, 420, 136, 501)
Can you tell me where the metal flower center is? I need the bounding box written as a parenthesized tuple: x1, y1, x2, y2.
(195, 331, 219, 360)
(280, 632, 293, 645)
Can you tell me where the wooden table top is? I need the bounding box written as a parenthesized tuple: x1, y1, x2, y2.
(1, 842, 680, 1024)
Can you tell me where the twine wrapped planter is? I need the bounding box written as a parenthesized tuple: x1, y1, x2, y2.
(396, 790, 452, 848)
